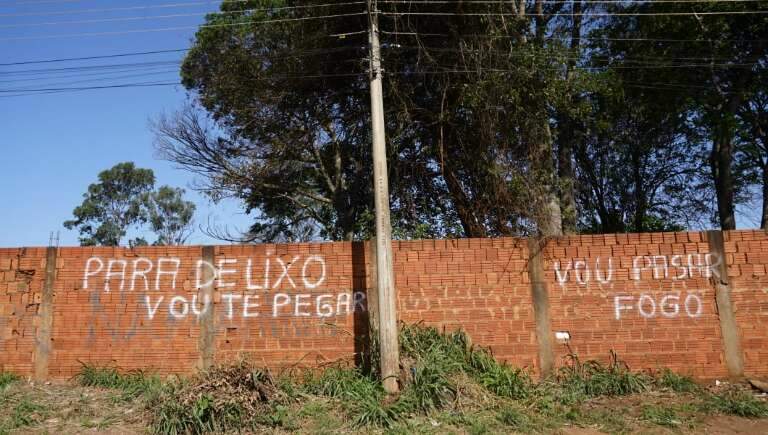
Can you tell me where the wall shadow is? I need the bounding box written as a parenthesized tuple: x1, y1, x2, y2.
(351, 241, 373, 373)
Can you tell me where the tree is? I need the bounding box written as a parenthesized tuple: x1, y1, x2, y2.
(597, 1, 767, 230)
(147, 186, 196, 245)
(572, 82, 710, 233)
(64, 162, 155, 246)
(159, 0, 590, 241)
(154, 0, 375, 242)
(736, 81, 768, 228)
(65, 163, 197, 246)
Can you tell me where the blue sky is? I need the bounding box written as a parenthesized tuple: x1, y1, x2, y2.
(0, 0, 252, 247)
(0, 1, 762, 248)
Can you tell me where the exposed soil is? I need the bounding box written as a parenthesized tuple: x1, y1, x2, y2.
(1, 379, 767, 434)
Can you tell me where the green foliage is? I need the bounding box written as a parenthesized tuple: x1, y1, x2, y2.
(641, 405, 682, 427)
(0, 399, 47, 434)
(703, 389, 768, 418)
(74, 364, 161, 400)
(150, 361, 286, 434)
(64, 162, 195, 246)
(64, 162, 155, 246)
(302, 366, 382, 400)
(556, 353, 650, 398)
(656, 369, 699, 393)
(468, 349, 531, 399)
(146, 186, 196, 245)
(0, 373, 19, 390)
(350, 395, 408, 428)
(496, 406, 532, 429)
(68, 325, 768, 434)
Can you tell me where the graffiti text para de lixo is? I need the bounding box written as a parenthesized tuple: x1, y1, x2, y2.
(80, 255, 368, 319)
(82, 255, 326, 292)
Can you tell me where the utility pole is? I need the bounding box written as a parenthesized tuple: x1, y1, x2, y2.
(367, 0, 399, 394)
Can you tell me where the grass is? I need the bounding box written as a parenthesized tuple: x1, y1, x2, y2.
(74, 364, 161, 401)
(642, 405, 683, 427)
(0, 373, 19, 390)
(46, 323, 768, 435)
(656, 369, 699, 393)
(556, 351, 650, 398)
(703, 389, 768, 418)
(0, 399, 47, 434)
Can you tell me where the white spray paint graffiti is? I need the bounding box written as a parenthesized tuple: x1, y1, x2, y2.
(83, 255, 365, 320)
(554, 253, 721, 286)
(613, 292, 703, 320)
(553, 253, 717, 322)
(555, 257, 614, 286)
(142, 291, 366, 320)
(631, 253, 720, 280)
(83, 255, 327, 293)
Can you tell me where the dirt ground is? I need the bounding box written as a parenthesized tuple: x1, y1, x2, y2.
(1, 379, 767, 434)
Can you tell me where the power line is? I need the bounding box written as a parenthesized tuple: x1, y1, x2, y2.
(0, 71, 367, 96)
(0, 48, 187, 66)
(0, 81, 180, 94)
(387, 44, 757, 63)
(0, 64, 179, 83)
(0, 46, 363, 78)
(2, 68, 180, 90)
(0, 60, 182, 76)
(0, 2, 367, 27)
(379, 30, 768, 44)
(0, 46, 362, 69)
(0, 11, 366, 41)
(380, 0, 763, 3)
(0, 0, 343, 18)
(380, 10, 768, 17)
(0, 0, 212, 5)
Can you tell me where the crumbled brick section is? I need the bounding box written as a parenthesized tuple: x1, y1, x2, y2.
(0, 230, 764, 380)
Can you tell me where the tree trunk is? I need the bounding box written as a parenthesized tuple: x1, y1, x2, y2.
(632, 150, 646, 232)
(442, 165, 488, 237)
(558, 139, 577, 234)
(556, 0, 582, 235)
(533, 123, 563, 237)
(762, 160, 768, 230)
(711, 128, 736, 230)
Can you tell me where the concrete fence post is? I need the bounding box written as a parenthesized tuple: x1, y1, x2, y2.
(33, 246, 57, 381)
(528, 238, 554, 378)
(706, 230, 744, 379)
(198, 246, 216, 371)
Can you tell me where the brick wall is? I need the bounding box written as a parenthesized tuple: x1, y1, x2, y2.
(1, 230, 765, 380)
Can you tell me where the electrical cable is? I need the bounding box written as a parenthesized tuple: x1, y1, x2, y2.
(0, 11, 366, 41)
(0, 48, 188, 66)
(0, 2, 366, 27)
(0, 1, 360, 17)
(380, 10, 768, 17)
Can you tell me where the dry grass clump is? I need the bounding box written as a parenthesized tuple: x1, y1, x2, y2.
(151, 361, 288, 434)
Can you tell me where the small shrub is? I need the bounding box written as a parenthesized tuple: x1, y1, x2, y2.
(151, 361, 286, 434)
(350, 395, 407, 428)
(470, 350, 531, 399)
(557, 352, 649, 397)
(0, 372, 19, 389)
(642, 405, 681, 427)
(497, 407, 530, 429)
(400, 362, 456, 412)
(704, 389, 768, 418)
(75, 364, 161, 400)
(303, 366, 380, 400)
(0, 399, 46, 433)
(656, 369, 699, 393)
